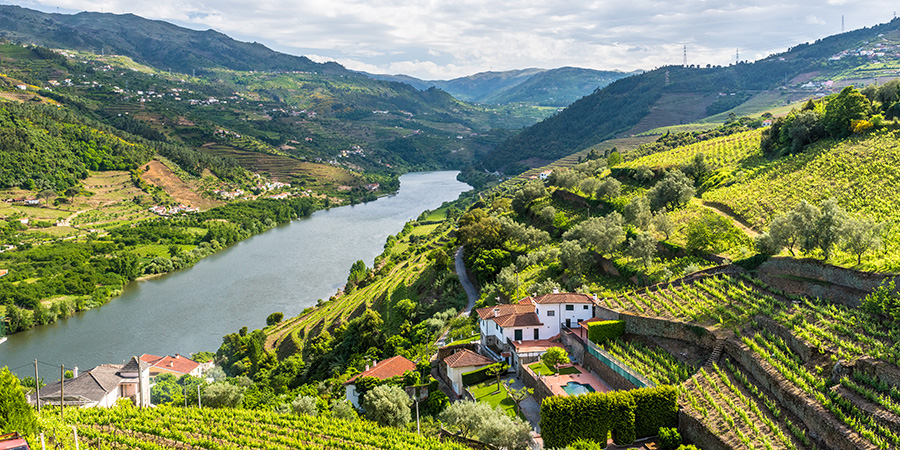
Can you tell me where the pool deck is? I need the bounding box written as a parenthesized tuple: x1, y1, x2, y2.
(542, 364, 611, 396)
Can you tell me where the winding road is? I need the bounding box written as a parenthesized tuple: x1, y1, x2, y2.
(455, 246, 479, 315)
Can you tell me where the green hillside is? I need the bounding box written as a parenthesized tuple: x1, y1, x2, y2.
(483, 18, 900, 171)
(0, 5, 347, 75)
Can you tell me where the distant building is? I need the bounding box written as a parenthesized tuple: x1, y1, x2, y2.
(140, 354, 202, 378)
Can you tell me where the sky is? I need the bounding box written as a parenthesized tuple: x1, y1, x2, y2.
(7, 0, 900, 79)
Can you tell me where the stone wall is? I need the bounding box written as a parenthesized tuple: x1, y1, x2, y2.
(758, 257, 898, 307)
(617, 310, 718, 350)
(724, 339, 873, 450)
(753, 316, 820, 363)
(856, 357, 900, 391)
(520, 364, 555, 405)
(560, 330, 586, 366)
(678, 408, 730, 450)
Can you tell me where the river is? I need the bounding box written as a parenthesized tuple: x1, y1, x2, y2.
(0, 171, 470, 375)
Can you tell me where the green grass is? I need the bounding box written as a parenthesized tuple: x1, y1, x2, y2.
(468, 381, 523, 419)
(445, 334, 480, 346)
(527, 361, 580, 376)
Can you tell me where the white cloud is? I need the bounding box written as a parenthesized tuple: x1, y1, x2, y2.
(11, 0, 900, 79)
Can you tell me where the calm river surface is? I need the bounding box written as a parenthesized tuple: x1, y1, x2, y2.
(1, 171, 469, 375)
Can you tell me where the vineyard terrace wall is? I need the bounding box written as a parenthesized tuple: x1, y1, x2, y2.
(723, 338, 873, 450)
(592, 302, 719, 350)
(758, 257, 899, 307)
(678, 407, 731, 450)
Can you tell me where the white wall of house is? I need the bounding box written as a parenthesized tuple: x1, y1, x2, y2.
(534, 303, 594, 337)
(447, 364, 490, 396)
(345, 384, 361, 409)
(500, 325, 542, 343)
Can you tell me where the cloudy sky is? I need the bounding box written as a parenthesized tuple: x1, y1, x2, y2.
(8, 0, 900, 79)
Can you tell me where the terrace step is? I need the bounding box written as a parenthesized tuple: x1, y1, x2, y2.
(704, 339, 726, 367)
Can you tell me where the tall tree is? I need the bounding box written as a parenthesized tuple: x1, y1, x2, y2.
(647, 170, 695, 211)
(0, 367, 38, 436)
(842, 216, 883, 265)
(823, 86, 871, 138)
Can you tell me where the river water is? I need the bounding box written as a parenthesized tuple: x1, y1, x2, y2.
(0, 171, 469, 375)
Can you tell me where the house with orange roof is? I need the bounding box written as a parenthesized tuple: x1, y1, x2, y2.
(140, 354, 202, 378)
(476, 288, 597, 370)
(442, 348, 496, 396)
(343, 355, 416, 408)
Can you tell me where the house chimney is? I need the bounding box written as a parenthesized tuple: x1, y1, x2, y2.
(373, 360, 377, 366)
(593, 294, 598, 301)
(552, 287, 559, 294)
(365, 364, 370, 371)
(493, 308, 500, 317)
(73, 366, 79, 378)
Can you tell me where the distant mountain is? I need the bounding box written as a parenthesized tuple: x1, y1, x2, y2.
(367, 67, 635, 106)
(482, 18, 900, 171)
(0, 5, 349, 75)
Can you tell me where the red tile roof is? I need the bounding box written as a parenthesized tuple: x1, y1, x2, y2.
(494, 312, 543, 327)
(475, 304, 534, 320)
(140, 354, 200, 375)
(444, 349, 495, 368)
(532, 292, 595, 304)
(345, 355, 416, 384)
(475, 303, 542, 328)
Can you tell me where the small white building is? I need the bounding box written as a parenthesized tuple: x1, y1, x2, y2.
(343, 355, 416, 409)
(443, 348, 496, 396)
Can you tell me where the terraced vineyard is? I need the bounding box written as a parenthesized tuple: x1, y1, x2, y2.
(620, 129, 764, 171)
(601, 339, 696, 385)
(681, 361, 812, 450)
(37, 405, 467, 450)
(603, 273, 783, 329)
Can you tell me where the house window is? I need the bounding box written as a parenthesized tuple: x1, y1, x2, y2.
(565, 305, 574, 311)
(515, 329, 523, 341)
(495, 323, 499, 331)
(584, 305, 589, 310)
(534, 329, 539, 340)
(547, 310, 555, 317)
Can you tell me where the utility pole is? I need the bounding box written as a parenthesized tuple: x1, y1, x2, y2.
(34, 359, 41, 412)
(736, 49, 740, 65)
(842, 15, 845, 33)
(197, 385, 201, 408)
(60, 364, 65, 420)
(683, 45, 687, 67)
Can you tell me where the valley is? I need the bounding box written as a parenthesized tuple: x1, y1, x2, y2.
(1, 5, 900, 450)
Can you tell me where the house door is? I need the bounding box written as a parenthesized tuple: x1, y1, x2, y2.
(534, 329, 539, 340)
(566, 318, 571, 328)
(514, 329, 523, 341)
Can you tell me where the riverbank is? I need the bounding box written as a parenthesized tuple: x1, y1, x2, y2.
(2, 171, 470, 374)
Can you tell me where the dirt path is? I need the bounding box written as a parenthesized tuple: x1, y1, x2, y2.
(694, 199, 760, 238)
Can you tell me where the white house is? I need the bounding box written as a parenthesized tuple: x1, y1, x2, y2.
(343, 355, 416, 409)
(476, 290, 596, 370)
(31, 356, 150, 408)
(443, 348, 496, 396)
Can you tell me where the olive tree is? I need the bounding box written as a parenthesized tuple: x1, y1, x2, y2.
(647, 170, 695, 211)
(363, 384, 411, 428)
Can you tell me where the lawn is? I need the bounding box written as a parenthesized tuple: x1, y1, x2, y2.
(528, 361, 580, 376)
(445, 334, 480, 346)
(468, 380, 524, 420)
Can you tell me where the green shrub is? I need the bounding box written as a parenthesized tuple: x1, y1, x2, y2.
(460, 362, 507, 386)
(659, 427, 682, 449)
(567, 438, 605, 450)
(632, 385, 678, 438)
(586, 320, 625, 344)
(540, 385, 676, 448)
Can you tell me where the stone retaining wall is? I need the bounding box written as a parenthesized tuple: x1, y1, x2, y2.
(753, 315, 820, 363)
(678, 408, 731, 450)
(758, 257, 897, 307)
(520, 364, 555, 405)
(724, 339, 873, 450)
(856, 357, 900, 391)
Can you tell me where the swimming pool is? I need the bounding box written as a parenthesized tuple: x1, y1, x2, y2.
(562, 381, 596, 396)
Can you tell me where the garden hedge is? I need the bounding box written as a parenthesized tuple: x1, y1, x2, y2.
(461, 362, 507, 386)
(587, 320, 625, 344)
(540, 385, 677, 448)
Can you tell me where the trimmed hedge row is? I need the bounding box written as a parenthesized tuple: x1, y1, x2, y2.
(587, 320, 625, 344)
(540, 385, 677, 449)
(461, 362, 507, 387)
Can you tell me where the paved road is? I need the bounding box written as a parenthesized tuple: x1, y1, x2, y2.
(455, 246, 479, 315)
